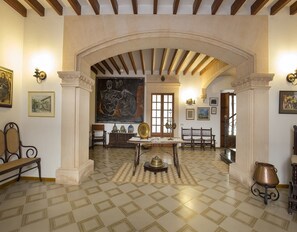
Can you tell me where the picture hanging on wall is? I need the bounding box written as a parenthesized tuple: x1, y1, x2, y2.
(209, 97, 218, 106)
(28, 91, 55, 117)
(0, 66, 13, 108)
(279, 91, 297, 114)
(96, 77, 144, 123)
(211, 107, 217, 115)
(197, 107, 210, 120)
(186, 109, 195, 120)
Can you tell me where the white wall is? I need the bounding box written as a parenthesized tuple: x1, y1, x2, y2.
(0, 1, 24, 127)
(269, 16, 297, 183)
(0, 2, 64, 179)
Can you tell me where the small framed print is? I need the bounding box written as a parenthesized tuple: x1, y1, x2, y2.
(197, 107, 210, 120)
(186, 109, 195, 120)
(211, 107, 217, 115)
(28, 91, 55, 117)
(209, 97, 218, 106)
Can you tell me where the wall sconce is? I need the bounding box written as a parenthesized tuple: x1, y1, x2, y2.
(287, 70, 297, 85)
(33, 68, 47, 83)
(186, 98, 195, 105)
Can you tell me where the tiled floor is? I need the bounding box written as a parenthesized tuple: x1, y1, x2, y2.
(0, 146, 296, 232)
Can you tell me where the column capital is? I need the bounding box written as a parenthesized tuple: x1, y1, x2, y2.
(231, 73, 274, 92)
(58, 71, 95, 92)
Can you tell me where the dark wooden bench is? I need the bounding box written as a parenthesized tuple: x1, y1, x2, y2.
(0, 122, 41, 183)
(181, 127, 216, 150)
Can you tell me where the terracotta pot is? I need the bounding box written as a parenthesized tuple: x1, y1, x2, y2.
(253, 162, 279, 187)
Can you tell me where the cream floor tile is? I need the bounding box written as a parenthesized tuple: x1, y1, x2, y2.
(0, 146, 296, 232)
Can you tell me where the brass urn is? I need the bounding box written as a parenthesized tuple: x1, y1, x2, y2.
(253, 162, 279, 187)
(150, 156, 163, 167)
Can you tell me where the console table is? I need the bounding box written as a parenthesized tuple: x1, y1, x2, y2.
(108, 132, 137, 148)
(128, 137, 184, 178)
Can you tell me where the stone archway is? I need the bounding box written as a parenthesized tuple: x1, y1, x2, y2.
(57, 28, 273, 186)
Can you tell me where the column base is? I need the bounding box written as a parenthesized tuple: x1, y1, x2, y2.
(229, 162, 253, 187)
(55, 159, 94, 185)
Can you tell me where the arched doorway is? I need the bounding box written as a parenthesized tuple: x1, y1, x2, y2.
(57, 26, 273, 186)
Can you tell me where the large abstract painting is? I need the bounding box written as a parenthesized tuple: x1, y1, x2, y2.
(96, 77, 144, 123)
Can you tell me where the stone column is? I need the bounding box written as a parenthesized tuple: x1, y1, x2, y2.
(230, 73, 274, 186)
(56, 71, 95, 185)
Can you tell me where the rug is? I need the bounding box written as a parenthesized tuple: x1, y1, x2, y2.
(112, 162, 198, 185)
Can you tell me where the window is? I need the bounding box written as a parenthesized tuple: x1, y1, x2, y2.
(151, 93, 174, 137)
(228, 94, 236, 136)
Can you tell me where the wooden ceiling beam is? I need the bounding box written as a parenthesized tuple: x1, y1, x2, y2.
(67, 0, 81, 15)
(159, 48, 168, 75)
(139, 50, 145, 75)
(153, 0, 158, 14)
(271, 0, 291, 15)
(151, 49, 155, 74)
(251, 0, 269, 15)
(88, 0, 100, 15)
(290, 1, 297, 14)
(109, 57, 121, 74)
(183, 53, 200, 75)
(132, 0, 138, 14)
(193, 0, 202, 14)
(91, 66, 98, 75)
(191, 55, 209, 75)
(211, 0, 223, 15)
(168, 49, 178, 75)
(128, 52, 137, 74)
(176, 50, 190, 74)
(4, 0, 27, 17)
(118, 55, 129, 75)
(101, 60, 113, 74)
(110, 0, 118, 14)
(231, 0, 247, 15)
(95, 63, 106, 74)
(200, 58, 219, 75)
(24, 0, 45, 16)
(46, 0, 63, 15)
(173, 0, 180, 14)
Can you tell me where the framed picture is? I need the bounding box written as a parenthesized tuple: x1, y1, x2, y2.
(279, 91, 297, 114)
(209, 97, 218, 106)
(186, 109, 195, 120)
(28, 91, 55, 117)
(0, 66, 13, 108)
(211, 107, 217, 115)
(197, 107, 210, 120)
(96, 77, 144, 123)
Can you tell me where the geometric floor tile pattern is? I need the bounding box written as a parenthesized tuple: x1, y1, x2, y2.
(0, 146, 297, 232)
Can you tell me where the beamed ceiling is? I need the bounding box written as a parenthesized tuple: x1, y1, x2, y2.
(4, 0, 297, 77)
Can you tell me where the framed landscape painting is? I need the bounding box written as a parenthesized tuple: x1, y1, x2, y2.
(197, 107, 210, 120)
(0, 66, 13, 108)
(28, 91, 55, 117)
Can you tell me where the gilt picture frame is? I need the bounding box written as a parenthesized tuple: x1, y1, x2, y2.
(279, 91, 297, 114)
(28, 91, 55, 117)
(0, 66, 13, 108)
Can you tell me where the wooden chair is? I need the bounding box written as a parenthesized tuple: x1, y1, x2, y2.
(91, 124, 106, 149)
(192, 127, 203, 149)
(201, 128, 216, 151)
(181, 127, 192, 148)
